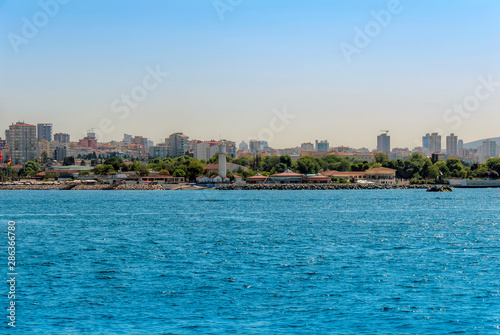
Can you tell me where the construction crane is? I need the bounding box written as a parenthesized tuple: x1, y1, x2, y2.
(380, 130, 389, 135)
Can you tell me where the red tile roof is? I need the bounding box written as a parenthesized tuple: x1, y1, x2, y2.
(365, 167, 396, 174)
(306, 175, 331, 180)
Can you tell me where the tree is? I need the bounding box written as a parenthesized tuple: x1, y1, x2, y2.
(486, 158, 500, 175)
(226, 171, 235, 182)
(41, 151, 49, 164)
(63, 156, 75, 166)
(446, 158, 465, 178)
(80, 160, 86, 166)
(22, 161, 41, 177)
(295, 156, 322, 174)
(186, 160, 205, 181)
(279, 155, 292, 168)
(93, 164, 116, 175)
(173, 169, 186, 177)
(374, 152, 390, 165)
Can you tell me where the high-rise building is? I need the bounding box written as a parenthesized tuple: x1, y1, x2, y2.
(8, 122, 37, 164)
(131, 136, 148, 147)
(167, 132, 189, 157)
(422, 133, 430, 152)
(53, 146, 67, 162)
(0, 137, 6, 150)
(429, 133, 442, 154)
(149, 144, 168, 159)
(458, 139, 464, 152)
(446, 133, 458, 156)
(123, 134, 132, 145)
(249, 140, 259, 154)
(225, 141, 237, 158)
(37, 123, 53, 142)
(317, 140, 329, 152)
(377, 133, 391, 154)
(301, 142, 315, 152)
(54, 133, 70, 143)
(482, 139, 497, 160)
(78, 135, 97, 149)
(239, 141, 248, 150)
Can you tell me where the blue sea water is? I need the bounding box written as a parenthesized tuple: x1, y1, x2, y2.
(1, 189, 500, 334)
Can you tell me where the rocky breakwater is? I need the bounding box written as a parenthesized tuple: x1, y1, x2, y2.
(217, 183, 429, 190)
(70, 183, 164, 190)
(0, 183, 61, 190)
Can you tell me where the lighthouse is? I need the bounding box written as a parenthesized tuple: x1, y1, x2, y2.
(218, 142, 227, 178)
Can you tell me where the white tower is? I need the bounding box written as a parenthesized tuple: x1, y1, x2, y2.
(218, 142, 227, 178)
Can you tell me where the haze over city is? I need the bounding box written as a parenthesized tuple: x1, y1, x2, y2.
(1, 0, 500, 149)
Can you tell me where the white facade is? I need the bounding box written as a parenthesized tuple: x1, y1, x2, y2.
(218, 143, 227, 178)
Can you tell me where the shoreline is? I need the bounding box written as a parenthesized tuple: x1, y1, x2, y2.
(0, 183, 433, 190)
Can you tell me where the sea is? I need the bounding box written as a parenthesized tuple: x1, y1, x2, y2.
(1, 189, 499, 334)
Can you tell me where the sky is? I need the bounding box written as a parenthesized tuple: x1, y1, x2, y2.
(1, 0, 500, 150)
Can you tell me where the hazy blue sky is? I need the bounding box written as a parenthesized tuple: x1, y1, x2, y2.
(1, 0, 499, 149)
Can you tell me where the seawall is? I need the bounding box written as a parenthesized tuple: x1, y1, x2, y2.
(217, 184, 429, 190)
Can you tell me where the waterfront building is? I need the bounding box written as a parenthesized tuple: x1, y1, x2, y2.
(446, 133, 458, 156)
(364, 167, 397, 185)
(8, 122, 37, 164)
(305, 174, 331, 183)
(270, 170, 304, 184)
(321, 170, 367, 182)
(54, 133, 70, 143)
(322, 167, 396, 184)
(245, 173, 269, 184)
(377, 133, 390, 154)
(37, 123, 53, 142)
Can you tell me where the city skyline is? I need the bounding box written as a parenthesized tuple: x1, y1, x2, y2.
(3, 119, 498, 152)
(1, 1, 500, 148)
